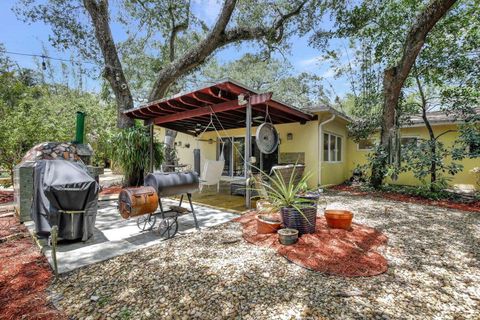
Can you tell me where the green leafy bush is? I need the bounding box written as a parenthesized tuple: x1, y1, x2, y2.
(111, 126, 164, 186)
(377, 184, 461, 201)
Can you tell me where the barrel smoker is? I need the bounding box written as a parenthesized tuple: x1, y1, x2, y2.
(118, 171, 200, 239)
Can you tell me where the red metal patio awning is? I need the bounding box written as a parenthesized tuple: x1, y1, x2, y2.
(124, 79, 315, 135)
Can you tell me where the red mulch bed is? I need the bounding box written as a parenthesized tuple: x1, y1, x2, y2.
(99, 185, 122, 195)
(0, 191, 13, 204)
(234, 212, 388, 277)
(330, 184, 480, 213)
(0, 215, 65, 320)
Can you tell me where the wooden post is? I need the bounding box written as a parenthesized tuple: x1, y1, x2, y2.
(245, 99, 252, 209)
(51, 225, 58, 280)
(149, 123, 154, 173)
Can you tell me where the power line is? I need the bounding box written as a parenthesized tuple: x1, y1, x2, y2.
(0, 49, 96, 65)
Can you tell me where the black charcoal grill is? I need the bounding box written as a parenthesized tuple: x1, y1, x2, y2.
(140, 171, 200, 239)
(32, 160, 99, 242)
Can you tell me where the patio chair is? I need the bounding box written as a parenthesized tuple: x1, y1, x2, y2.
(270, 164, 305, 186)
(251, 164, 306, 197)
(199, 159, 225, 192)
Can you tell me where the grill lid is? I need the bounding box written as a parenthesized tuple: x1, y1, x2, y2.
(144, 171, 199, 197)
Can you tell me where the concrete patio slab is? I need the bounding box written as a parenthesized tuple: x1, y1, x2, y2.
(25, 199, 239, 274)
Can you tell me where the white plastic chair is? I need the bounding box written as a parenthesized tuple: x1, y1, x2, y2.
(199, 159, 225, 192)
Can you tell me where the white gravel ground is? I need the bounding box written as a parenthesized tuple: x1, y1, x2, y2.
(50, 193, 480, 320)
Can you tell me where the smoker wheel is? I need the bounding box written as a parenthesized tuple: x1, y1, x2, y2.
(156, 216, 178, 239)
(137, 214, 157, 231)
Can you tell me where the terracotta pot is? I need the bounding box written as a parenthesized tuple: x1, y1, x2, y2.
(278, 228, 299, 245)
(256, 214, 282, 234)
(324, 210, 354, 230)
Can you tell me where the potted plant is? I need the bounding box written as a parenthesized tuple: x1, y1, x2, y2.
(252, 167, 318, 235)
(251, 174, 282, 234)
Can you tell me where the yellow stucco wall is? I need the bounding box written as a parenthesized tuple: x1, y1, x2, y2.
(318, 114, 350, 187)
(155, 115, 478, 190)
(346, 124, 479, 190)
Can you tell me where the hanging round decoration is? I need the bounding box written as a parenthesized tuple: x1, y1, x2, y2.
(256, 122, 279, 154)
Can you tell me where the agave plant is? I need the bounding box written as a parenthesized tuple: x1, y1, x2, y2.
(251, 166, 315, 213)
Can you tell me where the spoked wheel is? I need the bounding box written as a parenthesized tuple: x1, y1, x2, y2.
(156, 216, 178, 239)
(137, 214, 157, 231)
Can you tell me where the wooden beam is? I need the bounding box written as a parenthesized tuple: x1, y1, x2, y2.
(154, 99, 243, 125)
(153, 93, 272, 125)
(178, 96, 203, 108)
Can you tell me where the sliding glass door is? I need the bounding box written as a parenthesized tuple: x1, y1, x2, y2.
(218, 136, 278, 177)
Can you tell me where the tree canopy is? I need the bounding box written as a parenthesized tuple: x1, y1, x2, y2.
(15, 0, 322, 128)
(0, 49, 116, 177)
(312, 0, 479, 187)
(200, 53, 329, 109)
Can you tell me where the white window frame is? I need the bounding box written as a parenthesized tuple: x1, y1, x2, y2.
(400, 136, 420, 148)
(357, 138, 376, 151)
(323, 132, 343, 163)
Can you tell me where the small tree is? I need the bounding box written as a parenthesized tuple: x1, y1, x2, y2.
(401, 139, 463, 191)
(111, 126, 164, 186)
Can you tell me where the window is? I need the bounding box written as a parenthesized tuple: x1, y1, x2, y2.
(323, 133, 342, 162)
(400, 137, 419, 148)
(357, 138, 375, 151)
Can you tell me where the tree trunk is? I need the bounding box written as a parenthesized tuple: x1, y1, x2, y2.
(163, 129, 178, 171)
(416, 71, 438, 190)
(371, 0, 458, 188)
(83, 0, 134, 129)
(370, 68, 399, 187)
(430, 143, 437, 189)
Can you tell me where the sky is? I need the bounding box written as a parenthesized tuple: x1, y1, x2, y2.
(0, 0, 350, 99)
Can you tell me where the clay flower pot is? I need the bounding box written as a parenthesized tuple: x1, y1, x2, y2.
(324, 210, 354, 230)
(256, 214, 282, 234)
(278, 228, 299, 245)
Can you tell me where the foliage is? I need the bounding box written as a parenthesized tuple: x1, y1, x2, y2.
(452, 113, 480, 160)
(401, 139, 463, 190)
(0, 50, 116, 177)
(312, 0, 479, 187)
(15, 0, 320, 102)
(252, 167, 315, 213)
(364, 145, 393, 185)
(111, 126, 164, 186)
(200, 53, 330, 109)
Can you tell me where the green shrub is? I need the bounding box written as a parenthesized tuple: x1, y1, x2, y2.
(111, 126, 164, 186)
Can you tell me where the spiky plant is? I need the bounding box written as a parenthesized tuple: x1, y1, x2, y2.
(251, 166, 315, 213)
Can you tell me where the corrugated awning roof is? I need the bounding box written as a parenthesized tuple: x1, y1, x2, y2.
(124, 79, 315, 135)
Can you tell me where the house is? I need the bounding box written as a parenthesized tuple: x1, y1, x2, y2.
(127, 79, 479, 191)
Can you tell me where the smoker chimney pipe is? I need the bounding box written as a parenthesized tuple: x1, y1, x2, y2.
(75, 111, 85, 144)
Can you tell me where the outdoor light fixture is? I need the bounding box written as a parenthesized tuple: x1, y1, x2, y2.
(287, 133, 293, 140)
(238, 94, 248, 106)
